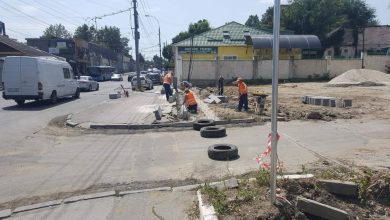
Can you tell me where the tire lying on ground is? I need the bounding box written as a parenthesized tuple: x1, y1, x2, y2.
(200, 126, 226, 138)
(193, 119, 216, 131)
(208, 144, 238, 161)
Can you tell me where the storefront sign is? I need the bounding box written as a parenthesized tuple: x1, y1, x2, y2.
(178, 47, 217, 54)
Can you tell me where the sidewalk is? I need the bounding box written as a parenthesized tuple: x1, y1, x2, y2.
(71, 88, 176, 128)
(8, 190, 196, 220)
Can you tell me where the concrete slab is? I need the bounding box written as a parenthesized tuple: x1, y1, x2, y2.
(318, 180, 358, 197)
(0, 209, 12, 219)
(172, 184, 201, 192)
(197, 190, 217, 220)
(13, 200, 62, 213)
(63, 195, 84, 204)
(297, 197, 349, 220)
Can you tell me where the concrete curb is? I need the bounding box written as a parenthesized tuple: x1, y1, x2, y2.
(197, 190, 218, 220)
(118, 187, 172, 196)
(88, 118, 257, 130)
(297, 197, 349, 220)
(0, 209, 11, 219)
(13, 200, 63, 213)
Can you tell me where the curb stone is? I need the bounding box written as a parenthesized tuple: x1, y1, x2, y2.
(83, 191, 116, 200)
(0, 209, 11, 219)
(13, 200, 62, 213)
(318, 179, 358, 197)
(172, 184, 201, 192)
(118, 187, 172, 196)
(197, 190, 218, 220)
(63, 195, 84, 204)
(297, 197, 349, 220)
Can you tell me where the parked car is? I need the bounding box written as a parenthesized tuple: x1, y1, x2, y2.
(147, 73, 162, 84)
(127, 72, 137, 81)
(131, 75, 153, 90)
(77, 76, 99, 91)
(2, 56, 80, 105)
(111, 73, 123, 81)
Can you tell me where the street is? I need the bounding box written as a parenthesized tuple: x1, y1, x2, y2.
(0, 81, 389, 209)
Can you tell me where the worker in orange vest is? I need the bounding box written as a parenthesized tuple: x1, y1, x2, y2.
(183, 88, 197, 113)
(236, 77, 248, 111)
(163, 71, 173, 101)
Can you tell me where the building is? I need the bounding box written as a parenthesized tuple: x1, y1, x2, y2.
(27, 38, 131, 75)
(358, 26, 390, 55)
(0, 35, 56, 88)
(172, 22, 321, 83)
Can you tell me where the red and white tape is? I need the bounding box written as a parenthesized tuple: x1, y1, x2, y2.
(255, 133, 283, 170)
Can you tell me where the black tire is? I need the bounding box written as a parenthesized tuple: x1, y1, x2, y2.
(15, 99, 25, 106)
(208, 144, 238, 161)
(73, 88, 80, 99)
(193, 119, 216, 131)
(200, 126, 226, 138)
(50, 91, 57, 104)
(96, 84, 99, 91)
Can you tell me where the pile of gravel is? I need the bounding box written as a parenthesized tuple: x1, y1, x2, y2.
(328, 69, 390, 87)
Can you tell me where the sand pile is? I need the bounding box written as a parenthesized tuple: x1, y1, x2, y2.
(328, 69, 390, 86)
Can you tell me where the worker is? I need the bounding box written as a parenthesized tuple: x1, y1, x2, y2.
(183, 88, 197, 113)
(163, 71, 173, 101)
(236, 77, 249, 112)
(218, 75, 224, 95)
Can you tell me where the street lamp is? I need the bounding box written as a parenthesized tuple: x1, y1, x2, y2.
(145, 14, 162, 69)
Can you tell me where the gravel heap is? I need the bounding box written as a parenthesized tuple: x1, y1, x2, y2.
(328, 69, 390, 86)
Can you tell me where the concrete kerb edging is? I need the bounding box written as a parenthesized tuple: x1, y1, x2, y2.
(0, 174, 314, 218)
(88, 118, 257, 130)
(197, 190, 218, 220)
(65, 114, 79, 128)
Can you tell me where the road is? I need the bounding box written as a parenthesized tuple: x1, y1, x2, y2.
(0, 81, 389, 208)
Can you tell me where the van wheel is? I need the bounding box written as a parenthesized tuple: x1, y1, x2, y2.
(15, 99, 25, 106)
(73, 88, 80, 99)
(50, 91, 57, 104)
(96, 84, 99, 91)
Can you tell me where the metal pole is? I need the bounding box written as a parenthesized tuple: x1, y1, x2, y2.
(158, 26, 162, 68)
(271, 0, 281, 204)
(361, 27, 365, 69)
(133, 0, 141, 90)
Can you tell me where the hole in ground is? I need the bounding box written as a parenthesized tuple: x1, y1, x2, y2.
(215, 146, 231, 150)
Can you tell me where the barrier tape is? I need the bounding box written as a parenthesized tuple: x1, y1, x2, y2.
(255, 133, 283, 170)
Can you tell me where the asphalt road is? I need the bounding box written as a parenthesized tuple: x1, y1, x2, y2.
(0, 81, 389, 210)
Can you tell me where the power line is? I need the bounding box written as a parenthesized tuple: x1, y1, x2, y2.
(31, 0, 83, 25)
(0, 0, 51, 27)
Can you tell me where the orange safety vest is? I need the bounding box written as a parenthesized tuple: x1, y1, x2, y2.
(238, 81, 247, 95)
(185, 91, 197, 106)
(163, 73, 172, 84)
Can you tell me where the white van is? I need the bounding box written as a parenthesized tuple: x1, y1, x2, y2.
(2, 56, 80, 105)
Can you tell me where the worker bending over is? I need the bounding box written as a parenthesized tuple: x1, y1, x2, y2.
(236, 77, 248, 111)
(183, 88, 198, 113)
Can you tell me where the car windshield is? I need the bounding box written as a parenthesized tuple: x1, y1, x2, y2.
(79, 76, 89, 81)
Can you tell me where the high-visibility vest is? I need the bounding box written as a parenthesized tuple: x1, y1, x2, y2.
(238, 81, 247, 95)
(185, 91, 197, 106)
(163, 73, 172, 84)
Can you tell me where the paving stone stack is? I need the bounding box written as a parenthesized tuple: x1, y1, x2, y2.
(302, 95, 352, 108)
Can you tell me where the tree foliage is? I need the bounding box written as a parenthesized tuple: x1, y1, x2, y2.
(259, 0, 376, 40)
(172, 19, 211, 44)
(245, 15, 262, 29)
(42, 24, 72, 39)
(74, 24, 96, 42)
(162, 44, 173, 61)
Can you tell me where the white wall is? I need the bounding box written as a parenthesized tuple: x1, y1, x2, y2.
(178, 55, 390, 81)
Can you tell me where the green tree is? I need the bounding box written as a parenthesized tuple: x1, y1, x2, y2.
(42, 24, 72, 39)
(95, 26, 130, 54)
(245, 15, 262, 29)
(152, 55, 163, 69)
(74, 24, 96, 42)
(172, 19, 211, 43)
(162, 44, 173, 61)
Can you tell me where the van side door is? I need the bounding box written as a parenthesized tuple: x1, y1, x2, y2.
(62, 67, 72, 95)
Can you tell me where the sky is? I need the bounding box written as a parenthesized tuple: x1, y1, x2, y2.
(1, 0, 389, 60)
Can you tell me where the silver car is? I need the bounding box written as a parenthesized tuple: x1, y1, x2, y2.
(111, 74, 123, 81)
(131, 75, 153, 90)
(77, 76, 99, 91)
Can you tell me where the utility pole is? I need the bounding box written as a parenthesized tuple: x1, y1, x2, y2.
(133, 0, 141, 90)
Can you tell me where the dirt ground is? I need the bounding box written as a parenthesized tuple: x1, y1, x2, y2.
(202, 82, 390, 122)
(200, 166, 390, 219)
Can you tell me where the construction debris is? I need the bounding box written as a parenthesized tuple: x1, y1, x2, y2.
(302, 95, 352, 108)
